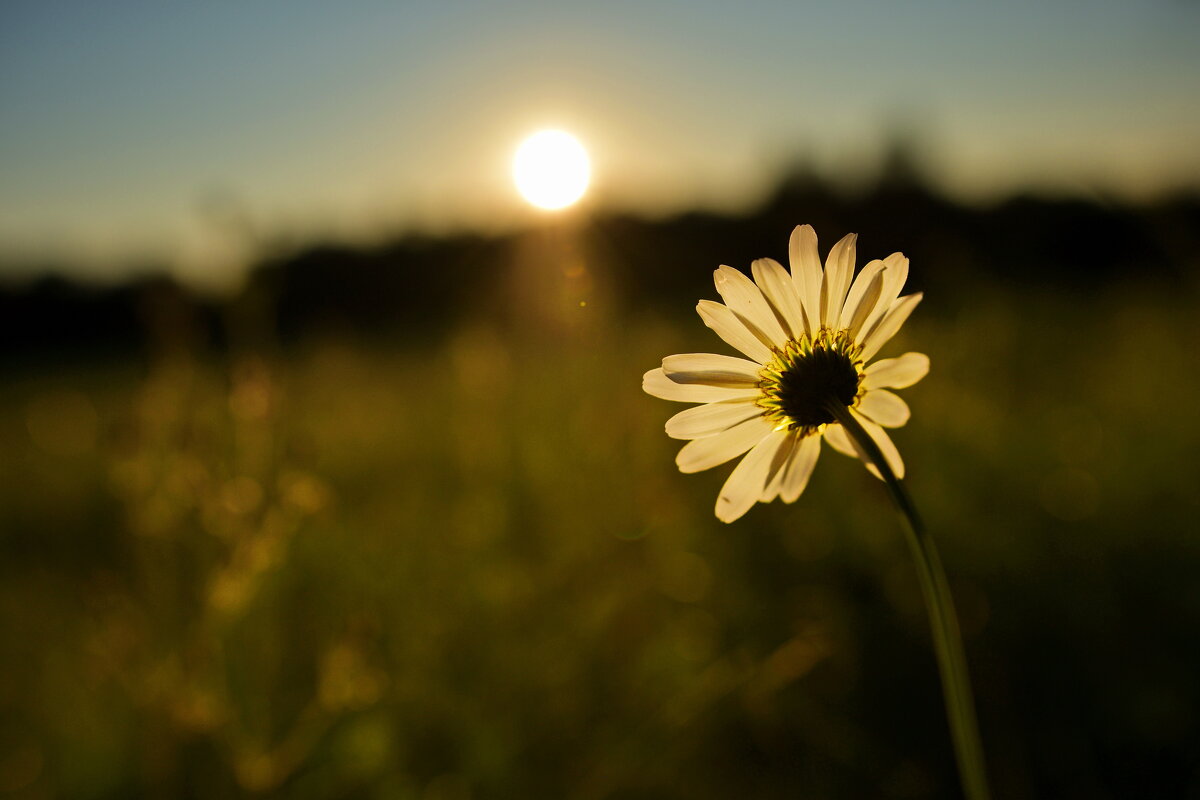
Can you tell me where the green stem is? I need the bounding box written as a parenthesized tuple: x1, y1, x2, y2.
(827, 402, 991, 800)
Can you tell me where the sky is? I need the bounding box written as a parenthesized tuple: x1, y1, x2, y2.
(2, 0, 1198, 287)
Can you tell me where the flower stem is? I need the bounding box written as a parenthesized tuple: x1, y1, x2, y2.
(826, 402, 991, 800)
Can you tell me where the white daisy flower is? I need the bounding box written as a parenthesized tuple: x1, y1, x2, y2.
(643, 224, 930, 523)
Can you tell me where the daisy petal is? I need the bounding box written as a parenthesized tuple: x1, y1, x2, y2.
(676, 416, 774, 474)
(861, 252, 911, 337)
(823, 418, 893, 480)
(843, 262, 885, 341)
(789, 225, 823, 334)
(715, 429, 790, 522)
(820, 233, 857, 328)
(714, 266, 789, 348)
(860, 292, 923, 361)
(880, 253, 910, 306)
(780, 434, 821, 503)
(666, 400, 763, 440)
(751, 257, 808, 340)
(823, 423, 857, 458)
(841, 258, 883, 321)
(863, 352, 930, 390)
(661, 353, 762, 386)
(857, 389, 911, 428)
(759, 433, 797, 502)
(697, 300, 774, 363)
(853, 410, 906, 480)
(643, 368, 761, 403)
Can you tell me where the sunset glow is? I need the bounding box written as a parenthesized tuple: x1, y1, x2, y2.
(512, 130, 590, 210)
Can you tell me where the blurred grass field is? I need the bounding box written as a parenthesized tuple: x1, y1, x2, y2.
(2, 270, 1199, 798)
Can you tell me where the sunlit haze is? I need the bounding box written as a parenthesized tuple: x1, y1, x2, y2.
(1, 0, 1198, 285)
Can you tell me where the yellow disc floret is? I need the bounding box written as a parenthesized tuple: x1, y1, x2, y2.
(757, 328, 866, 434)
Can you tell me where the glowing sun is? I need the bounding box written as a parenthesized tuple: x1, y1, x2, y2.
(512, 130, 590, 210)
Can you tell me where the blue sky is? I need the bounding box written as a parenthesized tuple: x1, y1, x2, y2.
(2, 0, 1198, 285)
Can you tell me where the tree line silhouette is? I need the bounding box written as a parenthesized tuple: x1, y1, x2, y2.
(2, 158, 1196, 366)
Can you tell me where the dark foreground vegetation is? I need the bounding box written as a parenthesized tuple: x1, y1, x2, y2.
(1, 164, 1199, 798)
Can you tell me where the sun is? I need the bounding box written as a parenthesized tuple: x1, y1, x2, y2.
(512, 130, 590, 210)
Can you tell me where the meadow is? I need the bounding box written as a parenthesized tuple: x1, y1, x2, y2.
(1, 214, 1199, 798)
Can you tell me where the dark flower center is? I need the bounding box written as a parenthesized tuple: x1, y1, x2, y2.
(777, 347, 860, 427)
(757, 329, 865, 433)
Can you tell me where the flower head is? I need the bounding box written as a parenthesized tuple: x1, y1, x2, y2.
(643, 224, 929, 522)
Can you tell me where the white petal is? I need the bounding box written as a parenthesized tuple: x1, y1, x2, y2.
(859, 292, 923, 361)
(697, 300, 774, 363)
(780, 434, 821, 503)
(751, 257, 808, 340)
(758, 433, 797, 502)
(661, 353, 762, 386)
(715, 429, 789, 523)
(842, 262, 885, 341)
(789, 224, 823, 335)
(863, 353, 930, 390)
(860, 252, 910, 338)
(840, 258, 883, 320)
(676, 416, 774, 474)
(823, 423, 857, 458)
(854, 410, 906, 480)
(857, 389, 911, 428)
(714, 266, 789, 348)
(879, 253, 910, 308)
(665, 400, 763, 440)
(827, 412, 906, 480)
(643, 368, 762, 403)
(820, 233, 857, 328)
(643, 368, 759, 403)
